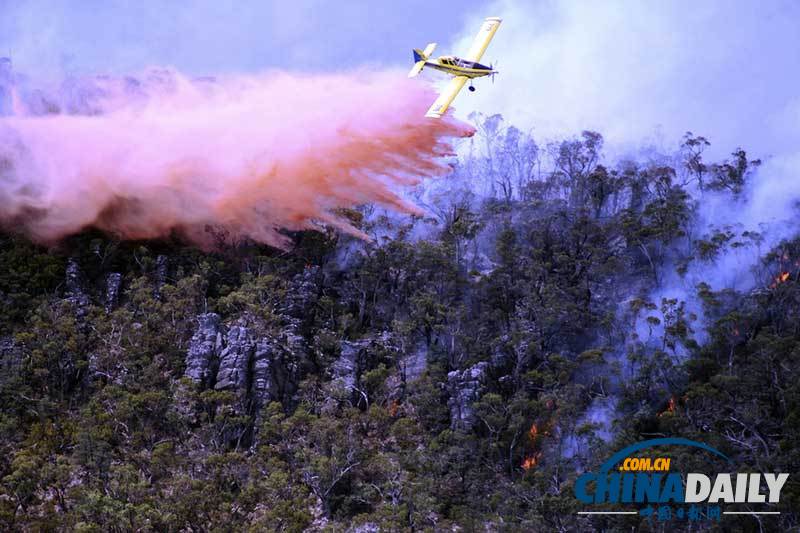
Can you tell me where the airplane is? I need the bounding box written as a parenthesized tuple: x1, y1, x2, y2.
(408, 17, 502, 118)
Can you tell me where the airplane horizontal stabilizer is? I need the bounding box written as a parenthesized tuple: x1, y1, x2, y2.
(408, 60, 425, 78)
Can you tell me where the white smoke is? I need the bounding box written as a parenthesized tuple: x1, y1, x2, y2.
(449, 0, 800, 156)
(447, 0, 800, 292)
(447, 1, 800, 442)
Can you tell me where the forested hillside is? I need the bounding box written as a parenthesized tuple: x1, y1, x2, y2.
(0, 116, 797, 531)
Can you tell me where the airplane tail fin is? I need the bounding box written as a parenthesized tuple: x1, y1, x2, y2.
(408, 42, 436, 77)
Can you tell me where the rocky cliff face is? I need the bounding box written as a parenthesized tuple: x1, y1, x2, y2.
(153, 254, 169, 298)
(65, 257, 90, 318)
(63, 254, 482, 440)
(185, 313, 222, 388)
(214, 324, 254, 396)
(0, 336, 21, 388)
(447, 362, 490, 431)
(280, 266, 320, 319)
(183, 313, 303, 442)
(331, 339, 364, 394)
(104, 272, 122, 312)
(399, 344, 427, 384)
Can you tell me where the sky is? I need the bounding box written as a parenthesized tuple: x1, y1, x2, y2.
(449, 0, 800, 158)
(3, 0, 798, 157)
(0, 0, 482, 74)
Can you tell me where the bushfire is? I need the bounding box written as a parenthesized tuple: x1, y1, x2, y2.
(522, 423, 545, 470)
(658, 396, 677, 417)
(522, 452, 542, 471)
(769, 250, 795, 288)
(769, 271, 791, 289)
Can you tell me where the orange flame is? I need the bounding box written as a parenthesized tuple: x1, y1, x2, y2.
(658, 396, 677, 417)
(769, 271, 791, 289)
(528, 424, 538, 440)
(522, 452, 542, 470)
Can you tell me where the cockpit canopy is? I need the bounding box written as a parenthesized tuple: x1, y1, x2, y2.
(438, 55, 490, 69)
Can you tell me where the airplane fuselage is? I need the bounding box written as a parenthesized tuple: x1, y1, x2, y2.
(425, 55, 496, 79)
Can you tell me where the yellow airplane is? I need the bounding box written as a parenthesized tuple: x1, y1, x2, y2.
(408, 17, 502, 118)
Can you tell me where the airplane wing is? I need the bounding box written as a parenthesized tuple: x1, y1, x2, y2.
(464, 17, 502, 63)
(425, 76, 468, 118)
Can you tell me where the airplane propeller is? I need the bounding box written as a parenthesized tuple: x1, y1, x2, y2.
(490, 60, 499, 83)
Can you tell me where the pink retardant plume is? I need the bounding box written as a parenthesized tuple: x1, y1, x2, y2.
(0, 68, 474, 248)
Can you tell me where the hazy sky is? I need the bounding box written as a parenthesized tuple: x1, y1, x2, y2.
(0, 0, 483, 74)
(2, 0, 799, 157)
(447, 0, 800, 157)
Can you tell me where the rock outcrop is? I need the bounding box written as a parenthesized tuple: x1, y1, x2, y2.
(399, 344, 427, 384)
(446, 362, 490, 431)
(251, 339, 275, 409)
(65, 257, 90, 319)
(154, 254, 169, 295)
(0, 336, 21, 388)
(280, 266, 320, 319)
(331, 340, 363, 394)
(214, 325, 254, 397)
(104, 272, 122, 312)
(183, 313, 304, 440)
(185, 313, 222, 387)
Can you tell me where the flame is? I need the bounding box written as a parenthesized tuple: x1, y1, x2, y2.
(658, 396, 677, 417)
(522, 452, 542, 471)
(522, 422, 547, 470)
(769, 271, 791, 288)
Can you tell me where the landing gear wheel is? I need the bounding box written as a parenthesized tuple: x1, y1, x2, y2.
(468, 86, 476, 92)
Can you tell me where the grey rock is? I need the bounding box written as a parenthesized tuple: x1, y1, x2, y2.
(251, 339, 275, 407)
(214, 325, 253, 393)
(280, 266, 319, 318)
(332, 340, 362, 393)
(104, 272, 122, 312)
(275, 326, 303, 394)
(65, 257, 85, 296)
(447, 362, 490, 431)
(185, 313, 223, 386)
(154, 254, 168, 294)
(0, 336, 22, 387)
(330, 333, 398, 404)
(348, 524, 380, 533)
(183, 312, 304, 443)
(65, 257, 90, 318)
(399, 343, 428, 383)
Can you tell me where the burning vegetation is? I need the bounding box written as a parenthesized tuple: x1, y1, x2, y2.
(521, 422, 550, 471)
